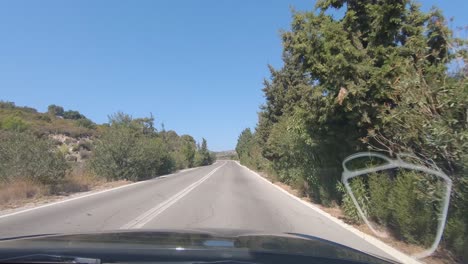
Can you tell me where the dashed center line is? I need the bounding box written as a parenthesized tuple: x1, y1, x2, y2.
(120, 162, 226, 229)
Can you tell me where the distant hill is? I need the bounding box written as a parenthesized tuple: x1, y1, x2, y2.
(214, 150, 237, 160)
(0, 101, 98, 138)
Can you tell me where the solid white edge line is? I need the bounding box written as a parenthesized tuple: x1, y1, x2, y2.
(120, 162, 226, 229)
(234, 161, 421, 264)
(0, 165, 209, 220)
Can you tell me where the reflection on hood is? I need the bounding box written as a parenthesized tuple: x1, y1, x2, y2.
(0, 229, 393, 263)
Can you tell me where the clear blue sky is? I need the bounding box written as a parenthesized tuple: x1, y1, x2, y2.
(1, 1, 466, 151)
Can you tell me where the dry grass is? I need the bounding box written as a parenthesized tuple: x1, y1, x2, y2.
(0, 164, 104, 210)
(0, 172, 129, 212)
(52, 166, 103, 195)
(0, 151, 135, 211)
(0, 179, 47, 209)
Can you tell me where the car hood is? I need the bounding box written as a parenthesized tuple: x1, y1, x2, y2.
(0, 228, 395, 263)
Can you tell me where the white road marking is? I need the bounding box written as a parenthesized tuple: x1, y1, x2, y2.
(0, 166, 206, 219)
(120, 162, 226, 229)
(235, 161, 421, 264)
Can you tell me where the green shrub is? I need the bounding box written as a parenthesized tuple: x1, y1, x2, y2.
(388, 171, 440, 246)
(65, 155, 78, 162)
(47, 104, 64, 117)
(58, 144, 69, 155)
(180, 135, 196, 168)
(172, 150, 189, 170)
(90, 126, 176, 181)
(71, 144, 80, 152)
(76, 118, 96, 129)
(63, 110, 85, 120)
(368, 173, 392, 225)
(387, 172, 420, 243)
(339, 170, 448, 247)
(0, 131, 68, 185)
(35, 114, 51, 122)
(336, 181, 362, 224)
(0, 101, 16, 109)
(444, 217, 468, 261)
(79, 150, 91, 160)
(90, 126, 139, 181)
(52, 138, 63, 146)
(135, 137, 175, 178)
(78, 139, 93, 151)
(0, 116, 29, 132)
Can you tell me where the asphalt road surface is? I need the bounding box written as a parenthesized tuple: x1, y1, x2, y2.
(0, 161, 400, 261)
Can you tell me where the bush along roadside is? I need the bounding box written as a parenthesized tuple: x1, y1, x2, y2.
(90, 112, 215, 181)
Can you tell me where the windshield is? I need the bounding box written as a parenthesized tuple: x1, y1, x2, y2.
(0, 1, 467, 264)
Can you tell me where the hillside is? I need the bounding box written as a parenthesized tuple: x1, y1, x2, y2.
(0, 101, 98, 138)
(0, 100, 216, 208)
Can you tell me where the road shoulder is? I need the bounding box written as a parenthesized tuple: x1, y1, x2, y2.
(0, 166, 207, 218)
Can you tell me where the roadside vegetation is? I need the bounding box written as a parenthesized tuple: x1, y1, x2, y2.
(90, 112, 215, 181)
(236, 0, 467, 262)
(0, 102, 215, 207)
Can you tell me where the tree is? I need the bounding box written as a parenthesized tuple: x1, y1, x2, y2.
(236, 128, 253, 161)
(47, 104, 64, 117)
(195, 138, 213, 166)
(237, 1, 467, 259)
(134, 113, 155, 135)
(181, 135, 196, 168)
(63, 110, 86, 120)
(108, 112, 133, 127)
(90, 112, 176, 181)
(235, 128, 267, 170)
(76, 118, 96, 129)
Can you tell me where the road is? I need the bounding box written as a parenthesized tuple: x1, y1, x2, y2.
(0, 160, 400, 261)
